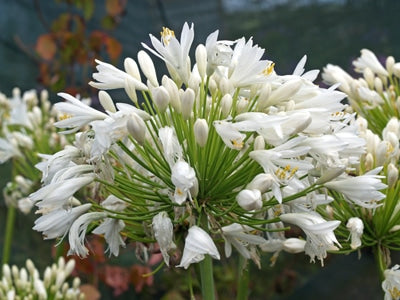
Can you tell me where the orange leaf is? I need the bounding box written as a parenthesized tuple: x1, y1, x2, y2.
(80, 284, 101, 300)
(36, 34, 57, 61)
(104, 36, 122, 62)
(105, 0, 126, 17)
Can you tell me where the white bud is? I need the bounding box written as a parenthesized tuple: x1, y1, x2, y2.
(162, 76, 181, 112)
(365, 152, 374, 171)
(152, 86, 170, 111)
(98, 91, 116, 113)
(190, 177, 199, 198)
(194, 118, 209, 147)
(376, 141, 389, 166)
(219, 77, 233, 95)
(236, 98, 248, 113)
(188, 72, 201, 93)
(195, 44, 207, 79)
(267, 80, 302, 106)
(282, 238, 306, 253)
(220, 94, 232, 117)
(246, 173, 273, 193)
(127, 114, 147, 145)
(393, 63, 400, 78)
(34, 278, 47, 299)
(316, 167, 346, 185)
(208, 78, 218, 95)
(388, 163, 399, 189)
(64, 259, 75, 277)
(181, 88, 195, 120)
(254, 135, 265, 150)
(236, 189, 262, 211)
(363, 67, 375, 88)
(138, 50, 158, 87)
(374, 77, 383, 94)
(124, 77, 138, 105)
(386, 56, 395, 75)
(2, 264, 11, 281)
(124, 57, 141, 81)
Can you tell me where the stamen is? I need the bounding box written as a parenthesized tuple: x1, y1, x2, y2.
(160, 27, 175, 46)
(262, 62, 275, 76)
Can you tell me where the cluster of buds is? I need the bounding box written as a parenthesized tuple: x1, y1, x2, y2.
(0, 88, 71, 213)
(30, 23, 387, 273)
(0, 257, 84, 300)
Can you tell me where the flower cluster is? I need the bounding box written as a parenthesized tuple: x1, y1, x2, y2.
(0, 88, 69, 213)
(0, 257, 83, 300)
(323, 49, 400, 297)
(31, 24, 386, 271)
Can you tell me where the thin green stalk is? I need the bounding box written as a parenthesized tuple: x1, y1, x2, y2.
(199, 254, 216, 300)
(237, 256, 249, 300)
(374, 244, 387, 282)
(2, 205, 16, 266)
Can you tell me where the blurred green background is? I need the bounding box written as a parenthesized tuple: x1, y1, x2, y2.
(1, 0, 399, 299)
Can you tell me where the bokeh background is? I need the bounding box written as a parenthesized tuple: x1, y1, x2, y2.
(0, 0, 399, 299)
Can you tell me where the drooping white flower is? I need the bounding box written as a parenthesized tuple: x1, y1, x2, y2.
(68, 212, 108, 257)
(177, 226, 220, 269)
(221, 223, 266, 259)
(54, 93, 108, 133)
(323, 167, 387, 208)
(152, 212, 176, 266)
(92, 218, 126, 257)
(33, 203, 92, 240)
(142, 23, 194, 85)
(171, 160, 197, 204)
(346, 217, 364, 250)
(382, 265, 400, 300)
(280, 212, 341, 265)
(89, 59, 148, 91)
(159, 127, 183, 167)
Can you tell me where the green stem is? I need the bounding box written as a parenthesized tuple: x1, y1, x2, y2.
(199, 254, 216, 300)
(374, 244, 387, 282)
(236, 256, 249, 300)
(2, 205, 16, 266)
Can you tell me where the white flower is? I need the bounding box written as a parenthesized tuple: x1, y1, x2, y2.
(346, 217, 364, 250)
(0, 136, 20, 163)
(92, 218, 126, 257)
(382, 265, 400, 300)
(152, 212, 176, 266)
(68, 212, 107, 257)
(194, 118, 209, 147)
(280, 212, 341, 265)
(177, 226, 220, 269)
(353, 49, 388, 77)
(89, 59, 148, 91)
(54, 93, 108, 133)
(171, 160, 197, 204)
(221, 223, 266, 259)
(214, 120, 246, 150)
(324, 167, 386, 208)
(33, 203, 92, 240)
(142, 23, 194, 85)
(159, 127, 183, 167)
(205, 29, 234, 75)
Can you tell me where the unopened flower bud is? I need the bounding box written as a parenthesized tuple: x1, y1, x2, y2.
(236, 98, 248, 113)
(363, 67, 374, 88)
(188, 72, 201, 92)
(386, 56, 395, 75)
(246, 173, 273, 193)
(219, 77, 233, 95)
(127, 114, 147, 145)
(254, 135, 265, 150)
(162, 76, 181, 112)
(393, 63, 400, 78)
(181, 88, 195, 120)
(220, 94, 232, 117)
(236, 189, 262, 211)
(190, 177, 199, 198)
(365, 152, 374, 171)
(138, 50, 158, 87)
(374, 77, 383, 94)
(282, 238, 306, 253)
(316, 167, 345, 185)
(388, 163, 399, 188)
(124, 78, 138, 105)
(194, 118, 209, 147)
(152, 86, 170, 112)
(257, 84, 272, 110)
(98, 91, 116, 113)
(195, 44, 207, 79)
(124, 57, 141, 81)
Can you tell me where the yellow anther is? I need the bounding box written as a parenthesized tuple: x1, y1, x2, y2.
(231, 139, 244, 149)
(284, 165, 291, 172)
(390, 287, 400, 298)
(289, 166, 299, 178)
(160, 27, 175, 46)
(176, 188, 184, 196)
(262, 62, 275, 76)
(58, 113, 72, 121)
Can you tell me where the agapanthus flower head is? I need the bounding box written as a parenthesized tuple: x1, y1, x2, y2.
(28, 24, 385, 277)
